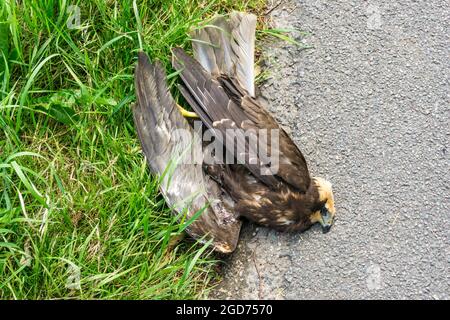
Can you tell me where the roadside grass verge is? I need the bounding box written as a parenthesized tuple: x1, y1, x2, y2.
(0, 0, 266, 299)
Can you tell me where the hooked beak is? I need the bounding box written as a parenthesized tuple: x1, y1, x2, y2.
(319, 209, 334, 234)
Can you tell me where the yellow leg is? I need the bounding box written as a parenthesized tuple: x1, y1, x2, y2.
(177, 104, 199, 118)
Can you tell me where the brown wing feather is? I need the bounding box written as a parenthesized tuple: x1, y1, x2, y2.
(173, 48, 280, 188)
(133, 52, 241, 253)
(238, 94, 311, 192)
(172, 48, 311, 192)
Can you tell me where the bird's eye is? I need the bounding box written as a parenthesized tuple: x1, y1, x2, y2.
(320, 206, 328, 216)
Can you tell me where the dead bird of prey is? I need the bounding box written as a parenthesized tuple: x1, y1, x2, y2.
(132, 12, 336, 253)
(172, 12, 336, 233)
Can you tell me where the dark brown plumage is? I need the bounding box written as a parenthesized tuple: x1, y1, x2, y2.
(133, 53, 241, 253)
(132, 12, 336, 253)
(172, 12, 336, 233)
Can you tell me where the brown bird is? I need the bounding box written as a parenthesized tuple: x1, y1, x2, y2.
(132, 12, 335, 253)
(172, 12, 336, 233)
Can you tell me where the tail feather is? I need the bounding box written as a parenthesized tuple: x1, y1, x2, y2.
(229, 12, 256, 97)
(191, 12, 257, 97)
(191, 28, 219, 75)
(210, 17, 234, 73)
(191, 16, 233, 76)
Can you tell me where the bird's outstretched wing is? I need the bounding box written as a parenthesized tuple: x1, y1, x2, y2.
(173, 47, 279, 188)
(133, 52, 241, 253)
(218, 75, 312, 193)
(172, 11, 311, 193)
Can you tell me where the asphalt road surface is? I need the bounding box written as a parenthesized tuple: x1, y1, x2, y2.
(212, 0, 449, 299)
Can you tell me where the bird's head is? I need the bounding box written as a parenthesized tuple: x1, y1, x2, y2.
(309, 177, 336, 233)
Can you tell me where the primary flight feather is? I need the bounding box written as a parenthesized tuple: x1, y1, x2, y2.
(133, 54, 241, 253)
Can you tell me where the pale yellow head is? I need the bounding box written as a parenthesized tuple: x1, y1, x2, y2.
(309, 177, 336, 233)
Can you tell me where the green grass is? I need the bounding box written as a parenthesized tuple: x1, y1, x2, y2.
(0, 0, 266, 299)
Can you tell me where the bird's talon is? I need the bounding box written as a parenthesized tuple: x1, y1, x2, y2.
(177, 104, 199, 118)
